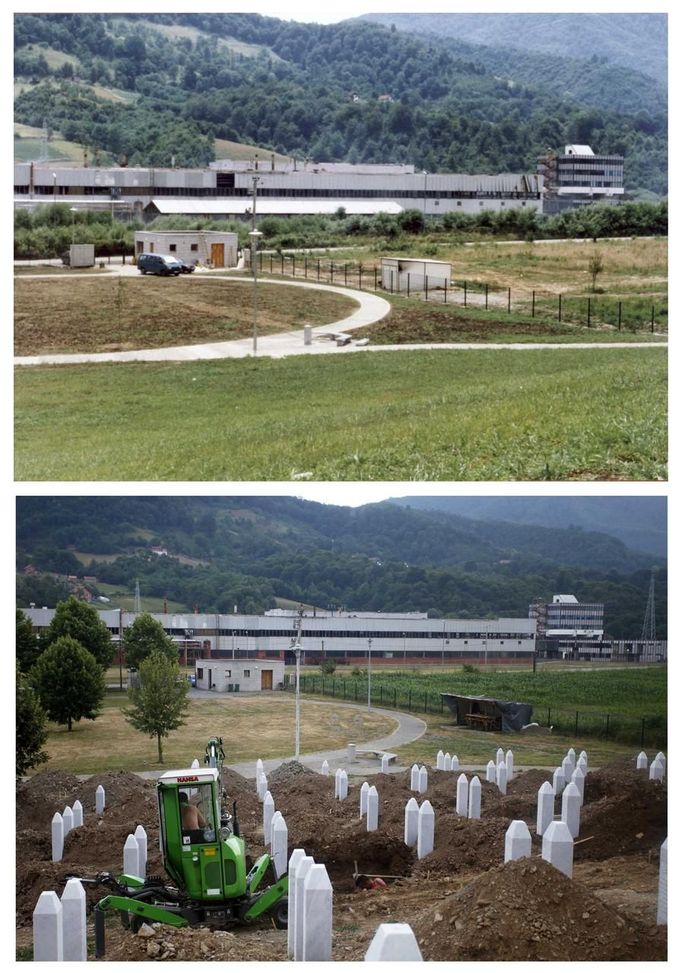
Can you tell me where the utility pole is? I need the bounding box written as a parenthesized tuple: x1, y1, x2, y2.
(249, 175, 262, 356)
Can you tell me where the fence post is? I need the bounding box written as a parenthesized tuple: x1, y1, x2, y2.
(344, 264, 348, 286)
(355, 682, 358, 700)
(393, 687, 397, 707)
(444, 279, 448, 303)
(463, 280, 467, 307)
(270, 254, 273, 273)
(425, 274, 428, 301)
(424, 691, 428, 713)
(374, 267, 378, 290)
(587, 297, 591, 327)
(330, 261, 334, 283)
(317, 259, 321, 281)
(485, 282, 489, 310)
(408, 689, 412, 711)
(547, 707, 551, 727)
(531, 290, 535, 317)
(380, 686, 383, 705)
(359, 265, 362, 290)
(651, 305, 655, 332)
(304, 256, 308, 278)
(558, 293, 562, 323)
(508, 287, 511, 313)
(281, 253, 285, 274)
(618, 301, 622, 330)
(407, 272, 410, 298)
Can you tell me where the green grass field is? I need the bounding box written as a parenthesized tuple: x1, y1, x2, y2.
(14, 347, 666, 481)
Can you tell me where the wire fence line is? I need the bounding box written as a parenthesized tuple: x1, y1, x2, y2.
(254, 252, 667, 334)
(283, 674, 666, 748)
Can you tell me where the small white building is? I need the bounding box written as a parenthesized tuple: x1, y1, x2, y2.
(381, 257, 452, 293)
(134, 230, 239, 269)
(195, 659, 285, 693)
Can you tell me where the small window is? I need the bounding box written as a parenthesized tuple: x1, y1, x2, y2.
(225, 670, 231, 678)
(169, 244, 177, 252)
(191, 243, 199, 252)
(244, 669, 251, 678)
(197, 668, 203, 679)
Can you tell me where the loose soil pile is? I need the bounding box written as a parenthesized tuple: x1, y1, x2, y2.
(16, 758, 667, 961)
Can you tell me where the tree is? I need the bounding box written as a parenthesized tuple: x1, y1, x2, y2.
(124, 651, 190, 763)
(16, 665, 48, 776)
(32, 635, 106, 731)
(123, 613, 179, 671)
(44, 596, 115, 669)
(588, 251, 605, 291)
(16, 609, 41, 672)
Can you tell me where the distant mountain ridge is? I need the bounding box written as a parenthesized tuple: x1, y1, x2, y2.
(358, 12, 668, 84)
(388, 497, 667, 559)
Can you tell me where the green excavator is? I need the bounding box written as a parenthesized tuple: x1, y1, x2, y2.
(79, 738, 288, 957)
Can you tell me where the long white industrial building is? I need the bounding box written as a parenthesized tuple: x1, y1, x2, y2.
(23, 607, 537, 667)
(14, 158, 544, 220)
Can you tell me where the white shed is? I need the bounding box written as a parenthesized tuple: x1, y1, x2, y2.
(381, 257, 452, 293)
(134, 230, 239, 269)
(195, 659, 285, 693)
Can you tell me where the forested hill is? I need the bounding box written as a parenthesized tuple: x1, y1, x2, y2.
(15, 497, 666, 640)
(14, 12, 667, 194)
(359, 13, 667, 85)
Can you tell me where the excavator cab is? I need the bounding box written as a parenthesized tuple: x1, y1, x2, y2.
(157, 768, 248, 902)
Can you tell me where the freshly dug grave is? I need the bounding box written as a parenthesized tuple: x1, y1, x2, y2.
(16, 759, 667, 961)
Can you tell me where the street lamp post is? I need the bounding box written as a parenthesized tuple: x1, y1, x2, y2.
(293, 606, 303, 759)
(367, 638, 372, 711)
(249, 174, 262, 356)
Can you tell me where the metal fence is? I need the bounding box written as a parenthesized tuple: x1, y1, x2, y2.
(254, 252, 667, 334)
(284, 675, 666, 748)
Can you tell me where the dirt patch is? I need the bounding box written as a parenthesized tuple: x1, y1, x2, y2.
(16, 760, 667, 961)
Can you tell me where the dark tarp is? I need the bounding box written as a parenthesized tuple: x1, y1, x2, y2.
(441, 693, 533, 733)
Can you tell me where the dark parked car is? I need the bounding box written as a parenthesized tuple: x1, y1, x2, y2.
(137, 253, 181, 276)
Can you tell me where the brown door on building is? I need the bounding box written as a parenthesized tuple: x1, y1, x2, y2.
(260, 670, 273, 690)
(211, 243, 225, 268)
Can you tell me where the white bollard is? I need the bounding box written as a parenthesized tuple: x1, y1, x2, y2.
(417, 766, 428, 794)
(365, 923, 423, 961)
(578, 750, 588, 770)
(566, 747, 576, 770)
(360, 781, 370, 816)
(657, 838, 667, 925)
(571, 765, 586, 804)
(649, 758, 665, 781)
(542, 820, 574, 878)
(536, 781, 555, 837)
(123, 833, 141, 878)
(321, 759, 330, 776)
(505, 749, 514, 780)
(552, 766, 566, 796)
(257, 771, 268, 801)
(294, 856, 315, 961)
(263, 791, 275, 843)
(450, 754, 460, 771)
(33, 891, 63, 961)
(561, 782, 581, 839)
(347, 743, 357, 763)
(96, 784, 105, 815)
(496, 747, 504, 766)
(63, 805, 74, 837)
(410, 764, 420, 791)
(272, 815, 288, 879)
(191, 758, 200, 769)
(561, 755, 573, 786)
(443, 753, 452, 772)
(505, 820, 532, 863)
(436, 749, 444, 770)
(256, 758, 264, 774)
(417, 800, 435, 860)
(287, 848, 307, 959)
(655, 752, 666, 771)
(72, 800, 83, 828)
(270, 810, 283, 849)
(468, 776, 482, 820)
(455, 773, 469, 817)
(381, 754, 390, 774)
(338, 770, 348, 801)
(51, 812, 64, 863)
(496, 762, 507, 795)
(485, 759, 496, 783)
(301, 864, 333, 961)
(334, 769, 342, 799)
(636, 751, 648, 770)
(134, 824, 148, 878)
(367, 786, 379, 832)
(404, 797, 419, 846)
(61, 877, 87, 962)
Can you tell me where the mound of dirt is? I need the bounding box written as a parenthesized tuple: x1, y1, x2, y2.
(411, 858, 667, 962)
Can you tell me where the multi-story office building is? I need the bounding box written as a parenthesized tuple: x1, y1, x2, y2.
(537, 144, 624, 213)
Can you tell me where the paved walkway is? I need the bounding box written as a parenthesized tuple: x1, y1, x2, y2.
(14, 271, 666, 366)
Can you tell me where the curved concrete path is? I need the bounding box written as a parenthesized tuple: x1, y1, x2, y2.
(14, 277, 392, 366)
(14, 272, 666, 366)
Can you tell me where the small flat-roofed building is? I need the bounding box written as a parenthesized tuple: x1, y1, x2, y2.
(381, 257, 451, 292)
(195, 659, 285, 693)
(134, 230, 238, 269)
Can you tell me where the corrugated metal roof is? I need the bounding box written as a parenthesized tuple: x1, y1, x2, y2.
(146, 199, 404, 215)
